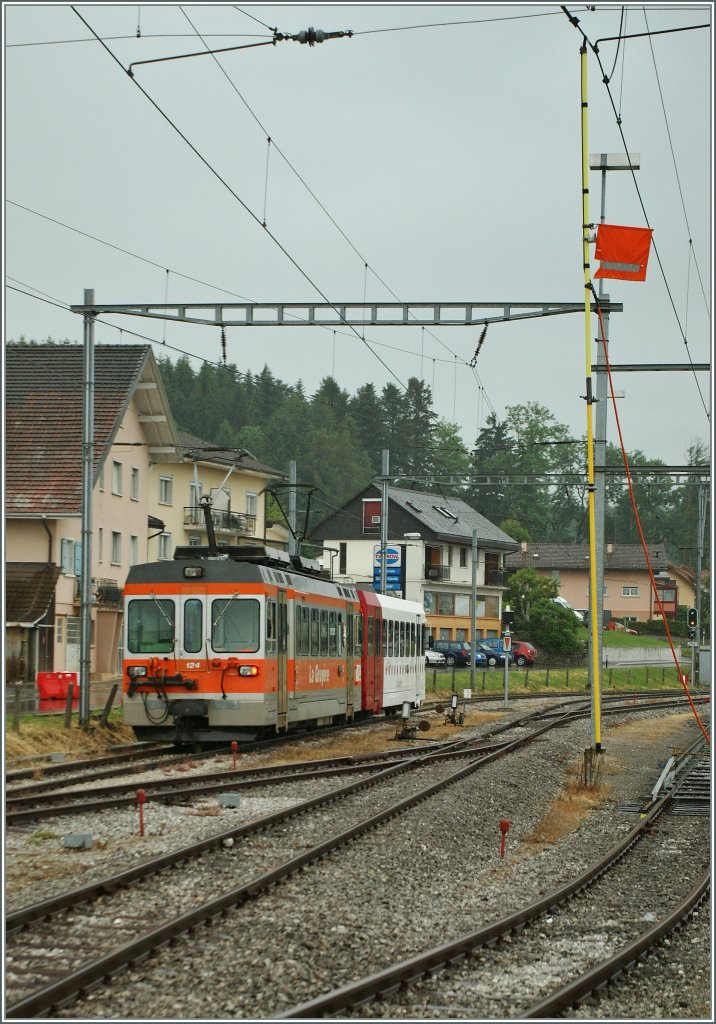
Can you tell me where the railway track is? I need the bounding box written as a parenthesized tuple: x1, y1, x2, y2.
(276, 739, 711, 1018)
(5, 693, 701, 825)
(5, 703, 588, 1017)
(6, 707, 709, 1019)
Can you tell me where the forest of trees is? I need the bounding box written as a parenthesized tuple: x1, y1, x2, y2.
(155, 354, 710, 570)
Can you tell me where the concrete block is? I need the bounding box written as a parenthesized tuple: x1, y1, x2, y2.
(64, 833, 93, 849)
(218, 793, 242, 808)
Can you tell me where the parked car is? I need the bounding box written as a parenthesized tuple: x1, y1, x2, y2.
(431, 640, 472, 667)
(474, 649, 488, 667)
(474, 641, 514, 667)
(510, 640, 537, 667)
(425, 647, 446, 666)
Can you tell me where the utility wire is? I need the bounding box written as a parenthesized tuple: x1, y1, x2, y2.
(7, 199, 473, 371)
(561, 6, 710, 424)
(178, 6, 488, 407)
(70, 6, 408, 394)
(642, 8, 710, 315)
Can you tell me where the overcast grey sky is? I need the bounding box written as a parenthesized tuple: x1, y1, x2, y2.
(4, 3, 712, 470)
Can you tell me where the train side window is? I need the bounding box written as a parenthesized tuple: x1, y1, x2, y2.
(382, 618, 387, 657)
(410, 622, 416, 657)
(212, 598, 260, 653)
(265, 599, 277, 654)
(367, 616, 374, 656)
(355, 613, 363, 656)
(319, 609, 328, 656)
(278, 601, 288, 654)
(328, 610, 337, 657)
(399, 621, 406, 657)
(297, 605, 309, 656)
(183, 599, 203, 654)
(337, 611, 344, 656)
(310, 608, 319, 655)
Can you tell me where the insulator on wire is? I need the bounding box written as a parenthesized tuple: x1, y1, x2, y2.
(221, 327, 227, 365)
(470, 324, 488, 367)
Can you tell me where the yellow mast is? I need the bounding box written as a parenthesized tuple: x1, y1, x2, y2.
(581, 43, 602, 751)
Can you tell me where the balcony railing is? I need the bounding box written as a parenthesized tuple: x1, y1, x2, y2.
(486, 570, 507, 587)
(425, 565, 451, 582)
(183, 507, 256, 536)
(74, 577, 122, 608)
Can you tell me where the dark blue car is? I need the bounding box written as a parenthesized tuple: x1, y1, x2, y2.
(475, 642, 514, 667)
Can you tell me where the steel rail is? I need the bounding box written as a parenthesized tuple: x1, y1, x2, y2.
(277, 746, 709, 1019)
(521, 870, 710, 1018)
(5, 713, 570, 1018)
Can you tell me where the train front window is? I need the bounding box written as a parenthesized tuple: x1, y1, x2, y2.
(211, 598, 260, 653)
(128, 599, 175, 653)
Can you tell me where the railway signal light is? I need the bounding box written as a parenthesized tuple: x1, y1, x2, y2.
(687, 607, 698, 628)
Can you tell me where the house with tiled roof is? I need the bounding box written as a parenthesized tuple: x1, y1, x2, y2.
(309, 484, 518, 641)
(504, 542, 675, 622)
(5, 343, 180, 681)
(148, 431, 286, 559)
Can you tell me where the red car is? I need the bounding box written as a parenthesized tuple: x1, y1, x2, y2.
(510, 640, 537, 667)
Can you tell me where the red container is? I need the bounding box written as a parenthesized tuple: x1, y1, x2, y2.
(36, 671, 78, 700)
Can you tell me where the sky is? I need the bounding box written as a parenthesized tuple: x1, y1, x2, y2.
(4, 2, 713, 473)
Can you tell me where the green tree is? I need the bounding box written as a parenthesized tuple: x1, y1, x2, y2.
(505, 568, 559, 622)
(500, 518, 530, 543)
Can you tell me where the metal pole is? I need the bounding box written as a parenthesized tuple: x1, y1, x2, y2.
(288, 460, 298, 557)
(379, 450, 389, 595)
(470, 529, 477, 691)
(503, 626, 510, 708)
(694, 478, 707, 685)
(592, 168, 609, 749)
(580, 47, 602, 752)
(80, 288, 95, 727)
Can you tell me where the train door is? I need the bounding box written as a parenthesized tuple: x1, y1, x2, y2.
(180, 590, 207, 672)
(345, 603, 355, 721)
(276, 589, 288, 731)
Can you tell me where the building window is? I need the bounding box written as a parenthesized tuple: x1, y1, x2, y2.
(131, 467, 139, 501)
(551, 570, 560, 582)
(189, 535, 201, 547)
(111, 532, 122, 565)
(56, 618, 64, 643)
(60, 538, 74, 574)
(622, 586, 639, 597)
(159, 476, 173, 505)
(246, 492, 257, 516)
(339, 542, 347, 575)
(158, 532, 172, 560)
(130, 535, 138, 566)
(460, 547, 468, 568)
(112, 460, 122, 495)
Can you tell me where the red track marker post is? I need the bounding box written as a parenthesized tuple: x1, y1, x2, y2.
(231, 740, 238, 769)
(136, 788, 146, 837)
(499, 818, 510, 859)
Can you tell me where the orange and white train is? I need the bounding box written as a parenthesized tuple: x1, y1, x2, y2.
(122, 543, 426, 747)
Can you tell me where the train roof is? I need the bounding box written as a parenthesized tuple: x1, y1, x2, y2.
(125, 549, 359, 601)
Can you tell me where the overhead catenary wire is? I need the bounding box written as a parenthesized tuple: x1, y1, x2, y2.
(561, 6, 710, 425)
(178, 5, 496, 410)
(70, 6, 409, 395)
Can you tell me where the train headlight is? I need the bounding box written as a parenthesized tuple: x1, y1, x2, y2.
(127, 665, 148, 678)
(238, 665, 259, 677)
(183, 566, 204, 578)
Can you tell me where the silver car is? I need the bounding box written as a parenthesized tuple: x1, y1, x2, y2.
(425, 648, 446, 666)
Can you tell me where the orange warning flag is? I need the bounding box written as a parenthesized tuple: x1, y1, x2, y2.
(594, 223, 653, 281)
